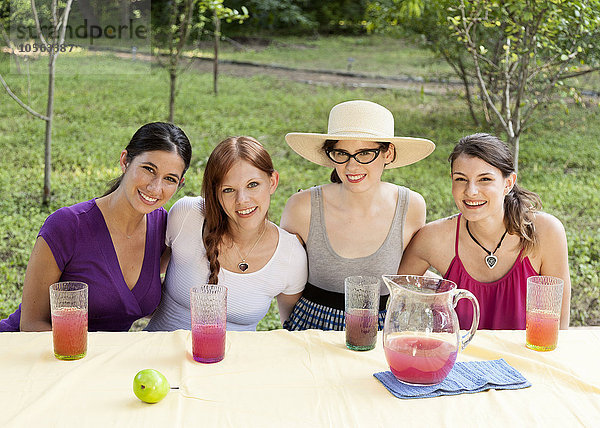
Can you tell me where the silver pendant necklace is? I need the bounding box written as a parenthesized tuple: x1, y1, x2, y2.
(465, 220, 508, 269)
(232, 223, 267, 272)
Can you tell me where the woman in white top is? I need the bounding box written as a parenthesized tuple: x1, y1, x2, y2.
(146, 136, 307, 331)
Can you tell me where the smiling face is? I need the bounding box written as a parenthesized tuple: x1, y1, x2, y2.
(331, 140, 394, 191)
(451, 154, 516, 222)
(119, 149, 186, 214)
(218, 160, 279, 233)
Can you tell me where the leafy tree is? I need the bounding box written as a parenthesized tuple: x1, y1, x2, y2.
(367, 0, 600, 170)
(225, 0, 315, 32)
(0, 0, 74, 204)
(199, 0, 248, 95)
(152, 0, 196, 123)
(449, 0, 600, 168)
(224, 0, 368, 34)
(0, 0, 23, 72)
(152, 0, 247, 121)
(302, 0, 368, 33)
(366, 0, 482, 124)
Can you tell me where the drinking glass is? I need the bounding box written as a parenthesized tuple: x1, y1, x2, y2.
(50, 281, 88, 360)
(190, 285, 227, 363)
(344, 276, 380, 351)
(526, 276, 564, 351)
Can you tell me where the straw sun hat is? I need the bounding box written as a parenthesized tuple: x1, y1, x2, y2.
(285, 100, 435, 168)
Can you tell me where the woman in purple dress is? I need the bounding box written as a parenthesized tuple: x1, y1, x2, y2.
(0, 122, 192, 332)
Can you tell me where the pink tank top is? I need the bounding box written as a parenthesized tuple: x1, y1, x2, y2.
(444, 214, 538, 330)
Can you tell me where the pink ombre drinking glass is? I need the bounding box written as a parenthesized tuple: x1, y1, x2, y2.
(345, 276, 380, 351)
(50, 281, 88, 360)
(526, 276, 563, 352)
(190, 285, 227, 363)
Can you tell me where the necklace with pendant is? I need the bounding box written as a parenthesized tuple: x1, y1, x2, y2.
(232, 223, 267, 272)
(465, 220, 508, 269)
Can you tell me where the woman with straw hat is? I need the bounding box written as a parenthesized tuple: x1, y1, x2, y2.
(280, 100, 435, 330)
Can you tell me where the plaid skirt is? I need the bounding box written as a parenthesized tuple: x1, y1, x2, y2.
(283, 296, 387, 331)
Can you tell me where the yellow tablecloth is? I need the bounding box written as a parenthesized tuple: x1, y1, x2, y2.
(1, 329, 599, 427)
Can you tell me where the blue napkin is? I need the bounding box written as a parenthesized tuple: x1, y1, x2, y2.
(374, 359, 531, 399)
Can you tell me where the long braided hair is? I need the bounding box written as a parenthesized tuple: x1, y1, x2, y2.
(449, 133, 542, 257)
(202, 136, 275, 284)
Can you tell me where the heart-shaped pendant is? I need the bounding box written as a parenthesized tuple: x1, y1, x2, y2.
(485, 255, 498, 269)
(238, 262, 249, 272)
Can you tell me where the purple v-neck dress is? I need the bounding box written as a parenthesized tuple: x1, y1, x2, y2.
(0, 199, 167, 332)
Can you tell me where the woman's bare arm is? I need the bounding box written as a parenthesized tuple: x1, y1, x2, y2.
(20, 237, 62, 331)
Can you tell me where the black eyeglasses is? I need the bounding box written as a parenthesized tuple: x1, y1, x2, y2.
(325, 148, 382, 164)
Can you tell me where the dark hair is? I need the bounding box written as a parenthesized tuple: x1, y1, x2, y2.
(448, 133, 542, 256)
(202, 136, 275, 285)
(322, 139, 395, 183)
(103, 122, 192, 196)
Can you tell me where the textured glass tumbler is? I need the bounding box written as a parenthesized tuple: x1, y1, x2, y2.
(526, 276, 564, 352)
(190, 285, 227, 363)
(345, 276, 380, 351)
(49, 282, 88, 360)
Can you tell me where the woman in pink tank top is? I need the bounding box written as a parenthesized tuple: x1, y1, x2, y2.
(398, 133, 571, 330)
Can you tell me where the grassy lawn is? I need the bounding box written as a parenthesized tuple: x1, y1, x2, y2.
(1, 39, 599, 328)
(196, 34, 600, 93)
(208, 35, 455, 81)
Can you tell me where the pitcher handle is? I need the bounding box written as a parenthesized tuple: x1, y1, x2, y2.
(452, 289, 480, 351)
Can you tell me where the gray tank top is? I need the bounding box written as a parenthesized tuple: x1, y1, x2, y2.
(306, 185, 409, 296)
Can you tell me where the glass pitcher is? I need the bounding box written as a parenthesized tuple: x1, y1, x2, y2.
(382, 275, 480, 385)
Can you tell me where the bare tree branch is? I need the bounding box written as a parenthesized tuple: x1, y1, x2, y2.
(0, 73, 49, 120)
(31, 0, 48, 46)
(58, 0, 74, 47)
(559, 67, 600, 79)
(0, 21, 22, 73)
(502, 38, 514, 139)
(459, 0, 509, 131)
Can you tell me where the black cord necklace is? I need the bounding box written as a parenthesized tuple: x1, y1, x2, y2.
(465, 220, 508, 269)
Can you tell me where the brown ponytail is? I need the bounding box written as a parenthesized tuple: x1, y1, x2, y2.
(503, 184, 542, 256)
(449, 133, 541, 257)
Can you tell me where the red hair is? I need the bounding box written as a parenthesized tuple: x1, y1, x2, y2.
(201, 136, 275, 284)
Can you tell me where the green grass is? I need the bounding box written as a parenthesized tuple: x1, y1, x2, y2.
(1, 40, 599, 328)
(195, 35, 456, 81)
(197, 35, 600, 92)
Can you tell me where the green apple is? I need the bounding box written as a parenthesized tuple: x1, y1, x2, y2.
(133, 369, 170, 404)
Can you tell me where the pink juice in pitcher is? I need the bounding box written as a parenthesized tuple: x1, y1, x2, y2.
(384, 335, 457, 385)
(192, 323, 226, 363)
(52, 307, 88, 360)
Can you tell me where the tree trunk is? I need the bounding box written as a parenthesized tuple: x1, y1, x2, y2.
(213, 14, 220, 95)
(43, 54, 56, 205)
(0, 24, 22, 73)
(457, 59, 479, 127)
(168, 70, 176, 123)
(13, 54, 22, 74)
(507, 133, 520, 174)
